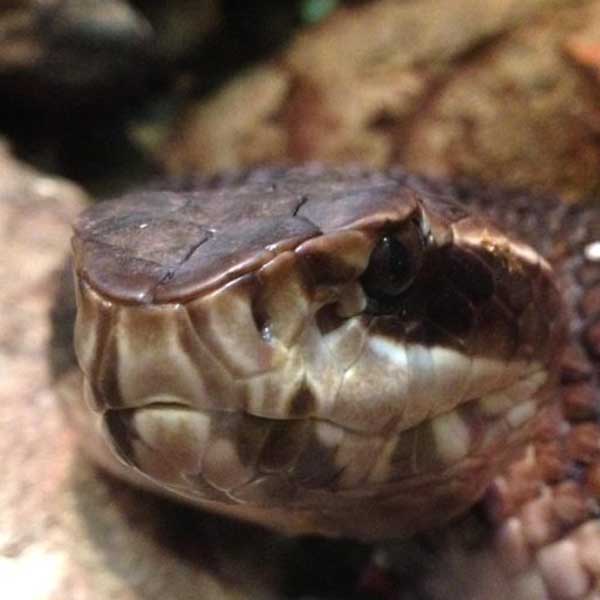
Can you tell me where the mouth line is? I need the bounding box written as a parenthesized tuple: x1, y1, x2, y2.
(99, 366, 546, 484)
(99, 361, 547, 433)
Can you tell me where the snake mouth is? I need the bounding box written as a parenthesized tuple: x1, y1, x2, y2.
(100, 358, 550, 504)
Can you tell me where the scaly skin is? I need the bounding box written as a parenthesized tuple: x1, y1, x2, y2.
(55, 167, 600, 598)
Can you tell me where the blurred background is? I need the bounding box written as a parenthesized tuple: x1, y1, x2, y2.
(2, 0, 600, 197)
(1, 1, 599, 599)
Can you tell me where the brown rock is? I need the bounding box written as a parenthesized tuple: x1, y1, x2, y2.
(160, 0, 600, 199)
(163, 65, 290, 175)
(402, 2, 600, 199)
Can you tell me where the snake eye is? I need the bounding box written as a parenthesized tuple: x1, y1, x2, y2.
(361, 224, 424, 299)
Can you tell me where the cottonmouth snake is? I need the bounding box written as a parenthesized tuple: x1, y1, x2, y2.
(54, 165, 600, 595)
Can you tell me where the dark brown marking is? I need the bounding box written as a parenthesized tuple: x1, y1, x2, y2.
(291, 429, 343, 489)
(95, 315, 123, 409)
(289, 383, 317, 418)
(443, 247, 495, 305)
(175, 307, 203, 363)
(505, 269, 535, 315)
(390, 428, 419, 471)
(224, 413, 271, 470)
(473, 298, 520, 361)
(250, 279, 272, 341)
(259, 421, 310, 473)
(103, 410, 138, 468)
(426, 287, 474, 338)
(469, 246, 534, 319)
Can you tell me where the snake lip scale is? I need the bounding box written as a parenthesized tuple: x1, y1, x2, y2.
(61, 165, 600, 547)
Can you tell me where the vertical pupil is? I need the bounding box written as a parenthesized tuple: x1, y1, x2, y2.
(385, 236, 410, 285)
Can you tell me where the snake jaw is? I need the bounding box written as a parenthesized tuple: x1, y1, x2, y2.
(71, 167, 566, 539)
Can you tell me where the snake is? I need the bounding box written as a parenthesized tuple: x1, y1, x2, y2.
(53, 165, 600, 592)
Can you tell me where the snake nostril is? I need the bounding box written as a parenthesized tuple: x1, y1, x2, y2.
(444, 247, 495, 305)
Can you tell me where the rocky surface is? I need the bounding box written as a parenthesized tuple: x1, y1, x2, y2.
(161, 0, 600, 198)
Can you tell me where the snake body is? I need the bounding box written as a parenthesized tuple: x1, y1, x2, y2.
(62, 166, 600, 546)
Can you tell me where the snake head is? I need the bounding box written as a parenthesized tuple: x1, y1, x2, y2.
(71, 167, 565, 539)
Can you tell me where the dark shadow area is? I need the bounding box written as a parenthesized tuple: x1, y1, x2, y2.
(68, 457, 381, 599)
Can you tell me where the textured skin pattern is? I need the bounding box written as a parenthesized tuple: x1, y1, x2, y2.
(376, 175, 600, 599)
(69, 166, 567, 540)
